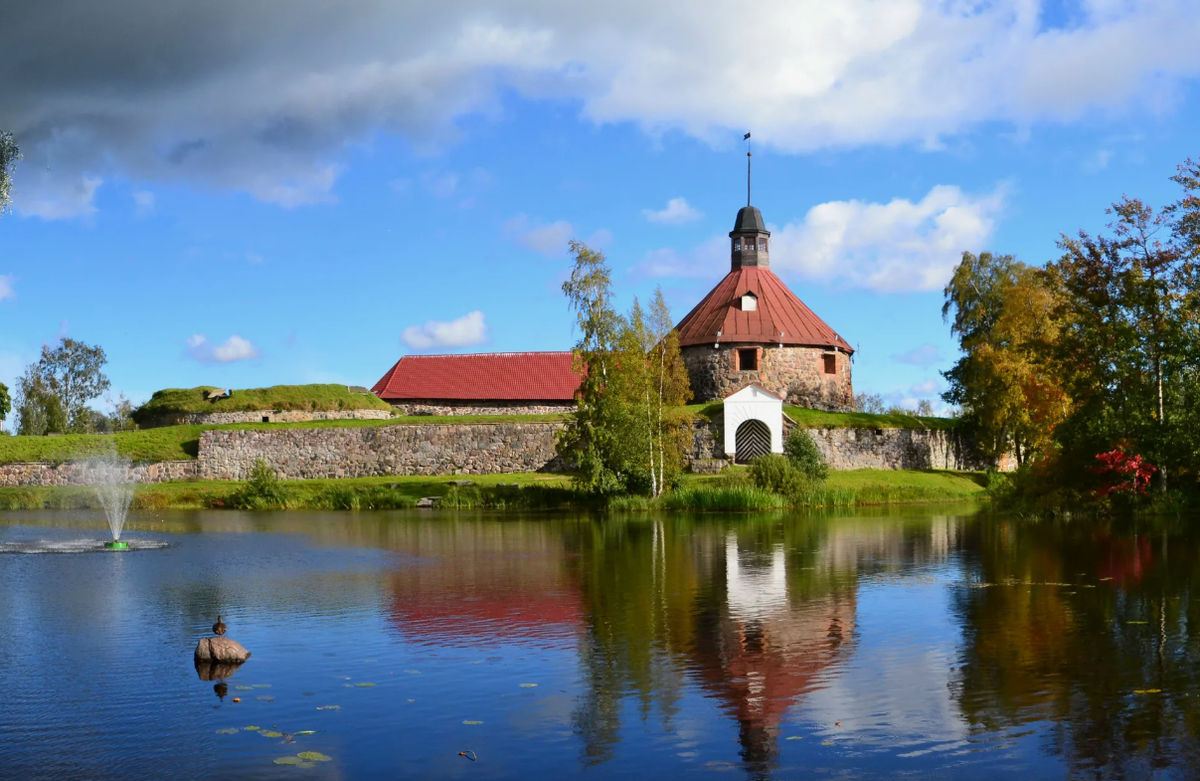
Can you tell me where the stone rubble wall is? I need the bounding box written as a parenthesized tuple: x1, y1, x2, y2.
(387, 400, 575, 416)
(0, 460, 199, 488)
(0, 421, 1000, 487)
(197, 422, 570, 480)
(695, 418, 999, 471)
(138, 409, 393, 429)
(807, 427, 994, 471)
(681, 344, 854, 412)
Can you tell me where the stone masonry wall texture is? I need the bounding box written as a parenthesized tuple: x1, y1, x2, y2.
(197, 422, 570, 480)
(682, 345, 853, 411)
(0, 460, 199, 487)
(0, 423, 993, 487)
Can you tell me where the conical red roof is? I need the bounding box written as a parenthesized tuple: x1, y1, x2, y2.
(675, 267, 853, 352)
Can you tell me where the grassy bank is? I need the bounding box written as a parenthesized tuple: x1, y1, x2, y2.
(133, 384, 393, 418)
(0, 469, 984, 512)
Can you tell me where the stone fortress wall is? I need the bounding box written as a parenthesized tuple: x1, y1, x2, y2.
(681, 345, 854, 412)
(0, 419, 996, 486)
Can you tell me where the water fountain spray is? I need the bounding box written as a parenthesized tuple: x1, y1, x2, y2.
(80, 453, 138, 550)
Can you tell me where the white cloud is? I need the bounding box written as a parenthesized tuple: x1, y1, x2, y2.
(643, 197, 702, 225)
(771, 184, 1007, 292)
(909, 378, 941, 396)
(503, 214, 575, 257)
(133, 189, 155, 217)
(0, 275, 15, 303)
(8, 1, 1199, 215)
(187, 334, 261, 363)
(632, 235, 728, 279)
(892, 344, 942, 366)
(402, 310, 489, 351)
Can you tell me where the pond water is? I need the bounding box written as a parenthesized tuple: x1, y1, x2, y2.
(0, 506, 1196, 780)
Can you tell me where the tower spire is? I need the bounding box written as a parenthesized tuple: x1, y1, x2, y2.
(744, 132, 752, 206)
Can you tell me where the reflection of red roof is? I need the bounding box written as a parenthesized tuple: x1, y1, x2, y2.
(675, 267, 853, 352)
(371, 352, 581, 401)
(390, 591, 582, 645)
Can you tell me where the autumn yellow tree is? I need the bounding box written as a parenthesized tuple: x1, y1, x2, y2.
(942, 252, 1066, 463)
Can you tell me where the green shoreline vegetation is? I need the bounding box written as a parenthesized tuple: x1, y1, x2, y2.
(0, 467, 985, 513)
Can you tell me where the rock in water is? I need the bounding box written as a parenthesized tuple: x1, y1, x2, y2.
(194, 636, 251, 664)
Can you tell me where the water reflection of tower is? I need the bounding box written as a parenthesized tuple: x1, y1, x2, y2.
(688, 533, 858, 780)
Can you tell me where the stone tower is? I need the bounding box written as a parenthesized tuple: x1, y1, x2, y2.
(674, 202, 854, 411)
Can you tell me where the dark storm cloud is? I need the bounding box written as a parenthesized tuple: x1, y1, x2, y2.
(0, 0, 520, 213)
(2, 0, 1198, 218)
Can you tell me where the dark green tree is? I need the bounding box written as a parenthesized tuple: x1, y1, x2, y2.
(32, 338, 111, 432)
(15, 368, 67, 436)
(0, 382, 10, 432)
(0, 131, 19, 214)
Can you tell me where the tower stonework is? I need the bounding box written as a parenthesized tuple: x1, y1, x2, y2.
(675, 204, 854, 411)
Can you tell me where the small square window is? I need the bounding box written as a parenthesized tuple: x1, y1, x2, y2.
(823, 354, 837, 374)
(738, 349, 758, 371)
(262, 416, 270, 423)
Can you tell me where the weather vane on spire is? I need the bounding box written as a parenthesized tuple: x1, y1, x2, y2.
(744, 132, 752, 206)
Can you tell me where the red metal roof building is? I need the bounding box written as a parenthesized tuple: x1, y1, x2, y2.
(677, 204, 855, 410)
(371, 351, 580, 414)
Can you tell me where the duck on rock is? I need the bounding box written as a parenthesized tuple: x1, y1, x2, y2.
(212, 616, 227, 636)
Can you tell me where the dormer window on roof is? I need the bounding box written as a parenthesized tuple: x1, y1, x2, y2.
(740, 292, 758, 311)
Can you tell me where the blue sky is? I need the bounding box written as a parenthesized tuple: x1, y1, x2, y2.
(3, 0, 1200, 413)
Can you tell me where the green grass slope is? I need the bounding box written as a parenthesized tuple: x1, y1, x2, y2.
(133, 384, 393, 420)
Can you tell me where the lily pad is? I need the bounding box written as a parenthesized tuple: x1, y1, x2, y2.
(296, 762, 316, 769)
(274, 756, 303, 765)
(295, 730, 317, 736)
(463, 720, 484, 725)
(1134, 688, 1164, 694)
(260, 730, 285, 738)
(251, 684, 273, 689)
(785, 736, 804, 741)
(297, 752, 332, 762)
(244, 725, 261, 731)
(235, 686, 254, 691)
(215, 728, 240, 735)
(1127, 621, 1149, 625)
(355, 682, 376, 688)
(519, 683, 538, 688)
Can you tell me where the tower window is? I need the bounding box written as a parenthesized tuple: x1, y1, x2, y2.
(759, 238, 768, 251)
(823, 354, 837, 375)
(733, 239, 742, 251)
(738, 349, 758, 371)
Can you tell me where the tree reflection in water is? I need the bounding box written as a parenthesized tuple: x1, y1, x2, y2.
(375, 510, 1200, 779)
(951, 516, 1200, 778)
